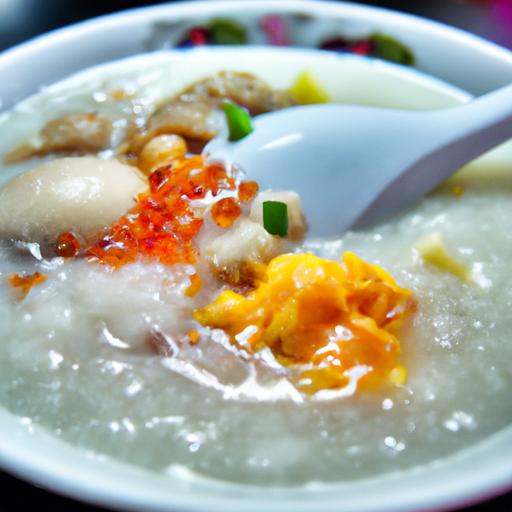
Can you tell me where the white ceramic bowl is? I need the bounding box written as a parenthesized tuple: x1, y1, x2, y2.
(1, 1, 512, 511)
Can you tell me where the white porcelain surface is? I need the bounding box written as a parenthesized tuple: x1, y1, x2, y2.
(0, 2, 511, 511)
(212, 82, 512, 235)
(1, 0, 512, 111)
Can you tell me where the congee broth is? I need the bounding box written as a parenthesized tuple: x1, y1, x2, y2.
(0, 50, 511, 486)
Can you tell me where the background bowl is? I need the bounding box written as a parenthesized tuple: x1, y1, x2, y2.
(0, 1, 512, 511)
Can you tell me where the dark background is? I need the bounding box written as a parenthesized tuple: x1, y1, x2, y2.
(0, 0, 511, 510)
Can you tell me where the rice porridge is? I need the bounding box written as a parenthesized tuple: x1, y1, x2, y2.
(0, 49, 511, 487)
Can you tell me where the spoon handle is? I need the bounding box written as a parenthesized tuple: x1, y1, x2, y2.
(459, 81, 512, 124)
(432, 82, 512, 162)
(356, 83, 512, 227)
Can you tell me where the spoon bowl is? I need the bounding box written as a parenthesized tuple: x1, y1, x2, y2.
(207, 83, 512, 235)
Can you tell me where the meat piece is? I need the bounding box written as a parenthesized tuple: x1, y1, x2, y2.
(195, 71, 294, 115)
(147, 95, 221, 142)
(141, 72, 294, 152)
(207, 217, 283, 292)
(215, 262, 266, 295)
(5, 113, 112, 164)
(41, 113, 112, 153)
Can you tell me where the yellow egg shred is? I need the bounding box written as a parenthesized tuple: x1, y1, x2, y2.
(194, 252, 416, 396)
(415, 232, 473, 283)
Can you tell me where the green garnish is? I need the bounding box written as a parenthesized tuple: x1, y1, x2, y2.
(370, 33, 415, 66)
(210, 18, 247, 45)
(263, 201, 288, 237)
(223, 101, 254, 141)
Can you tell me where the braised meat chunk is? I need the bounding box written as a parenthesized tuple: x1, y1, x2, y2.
(5, 113, 112, 164)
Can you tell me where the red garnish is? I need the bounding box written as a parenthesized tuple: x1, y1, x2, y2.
(86, 156, 236, 268)
(8, 272, 46, 296)
(211, 197, 242, 228)
(348, 40, 375, 56)
(55, 231, 80, 258)
(189, 27, 209, 46)
(319, 36, 375, 56)
(238, 180, 259, 202)
(261, 15, 288, 46)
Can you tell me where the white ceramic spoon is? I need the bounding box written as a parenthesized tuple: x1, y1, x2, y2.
(206, 83, 512, 236)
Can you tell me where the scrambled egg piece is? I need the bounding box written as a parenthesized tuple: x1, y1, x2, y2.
(194, 252, 415, 396)
(415, 232, 473, 283)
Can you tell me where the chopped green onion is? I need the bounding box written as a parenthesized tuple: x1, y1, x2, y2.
(370, 33, 415, 66)
(223, 101, 254, 141)
(210, 18, 247, 45)
(263, 201, 288, 237)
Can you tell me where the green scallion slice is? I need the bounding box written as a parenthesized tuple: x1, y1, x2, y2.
(210, 18, 247, 45)
(223, 101, 254, 142)
(263, 201, 288, 237)
(370, 33, 415, 66)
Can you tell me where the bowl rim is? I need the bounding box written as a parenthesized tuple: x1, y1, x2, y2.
(1, 0, 512, 108)
(1, 0, 512, 66)
(0, 1, 512, 511)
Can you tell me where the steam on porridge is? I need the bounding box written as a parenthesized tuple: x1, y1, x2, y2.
(0, 50, 511, 486)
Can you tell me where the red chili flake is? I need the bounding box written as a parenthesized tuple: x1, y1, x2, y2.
(176, 27, 211, 48)
(204, 162, 236, 196)
(148, 167, 171, 193)
(261, 15, 288, 46)
(55, 231, 81, 258)
(238, 181, 259, 203)
(349, 39, 375, 56)
(211, 197, 242, 228)
(86, 155, 237, 269)
(8, 272, 46, 297)
(189, 27, 209, 46)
